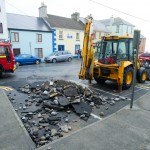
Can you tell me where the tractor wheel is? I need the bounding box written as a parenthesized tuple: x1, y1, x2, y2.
(94, 77, 106, 84)
(137, 69, 147, 83)
(122, 67, 133, 90)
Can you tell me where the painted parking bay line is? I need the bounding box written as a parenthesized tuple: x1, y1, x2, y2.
(0, 86, 13, 91)
(136, 84, 150, 89)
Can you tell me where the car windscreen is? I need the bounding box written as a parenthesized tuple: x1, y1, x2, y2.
(49, 52, 57, 56)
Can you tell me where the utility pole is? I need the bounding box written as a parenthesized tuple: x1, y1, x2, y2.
(130, 30, 140, 109)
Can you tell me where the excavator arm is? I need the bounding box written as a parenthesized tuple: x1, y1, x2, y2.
(79, 15, 95, 83)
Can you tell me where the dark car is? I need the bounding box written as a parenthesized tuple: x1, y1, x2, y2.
(139, 53, 150, 67)
(15, 54, 41, 66)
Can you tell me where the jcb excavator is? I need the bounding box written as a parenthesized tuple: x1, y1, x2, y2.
(79, 15, 147, 91)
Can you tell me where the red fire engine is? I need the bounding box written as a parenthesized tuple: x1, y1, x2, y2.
(0, 40, 16, 77)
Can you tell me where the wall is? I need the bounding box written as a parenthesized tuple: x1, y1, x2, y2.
(8, 30, 53, 60)
(139, 38, 146, 53)
(0, 0, 8, 40)
(106, 25, 134, 36)
(54, 28, 84, 55)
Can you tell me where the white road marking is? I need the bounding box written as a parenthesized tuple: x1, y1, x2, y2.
(0, 86, 13, 91)
(91, 113, 102, 120)
(89, 86, 119, 97)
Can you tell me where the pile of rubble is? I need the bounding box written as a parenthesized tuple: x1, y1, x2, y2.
(8, 80, 128, 147)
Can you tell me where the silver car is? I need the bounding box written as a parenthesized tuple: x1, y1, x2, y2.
(44, 51, 73, 63)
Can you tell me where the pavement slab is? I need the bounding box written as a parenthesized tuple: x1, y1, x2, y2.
(0, 90, 35, 150)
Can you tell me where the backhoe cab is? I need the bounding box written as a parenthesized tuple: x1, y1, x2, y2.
(79, 16, 147, 90)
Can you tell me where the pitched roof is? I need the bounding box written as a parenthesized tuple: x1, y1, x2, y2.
(80, 17, 110, 33)
(100, 17, 135, 27)
(7, 13, 52, 31)
(45, 14, 84, 30)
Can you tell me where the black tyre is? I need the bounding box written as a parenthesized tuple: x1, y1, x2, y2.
(52, 58, 57, 63)
(94, 77, 106, 84)
(137, 69, 147, 83)
(122, 67, 133, 90)
(0, 71, 2, 77)
(35, 60, 40, 64)
(68, 57, 72, 62)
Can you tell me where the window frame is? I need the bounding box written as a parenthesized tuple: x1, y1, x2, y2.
(11, 32, 19, 42)
(0, 23, 3, 33)
(37, 34, 42, 42)
(116, 25, 119, 33)
(59, 31, 63, 39)
(76, 33, 80, 40)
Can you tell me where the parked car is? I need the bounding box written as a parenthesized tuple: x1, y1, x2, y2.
(139, 53, 150, 67)
(15, 54, 41, 66)
(44, 51, 72, 63)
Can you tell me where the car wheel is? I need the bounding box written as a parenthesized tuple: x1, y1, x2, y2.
(16, 62, 20, 67)
(68, 57, 72, 62)
(52, 58, 57, 63)
(35, 60, 40, 64)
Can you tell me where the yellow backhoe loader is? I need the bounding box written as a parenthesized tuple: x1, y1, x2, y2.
(79, 15, 147, 91)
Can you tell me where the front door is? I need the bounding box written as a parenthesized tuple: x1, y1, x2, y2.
(75, 45, 80, 55)
(58, 45, 64, 51)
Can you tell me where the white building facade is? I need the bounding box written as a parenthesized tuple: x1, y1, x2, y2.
(0, 0, 8, 40)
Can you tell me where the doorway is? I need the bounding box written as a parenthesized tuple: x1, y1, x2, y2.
(13, 48, 20, 56)
(58, 45, 65, 51)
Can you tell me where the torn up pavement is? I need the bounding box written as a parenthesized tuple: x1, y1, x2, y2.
(7, 80, 129, 148)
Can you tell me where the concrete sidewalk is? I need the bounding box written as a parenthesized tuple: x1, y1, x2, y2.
(0, 90, 35, 150)
(0, 89, 150, 150)
(39, 92, 150, 150)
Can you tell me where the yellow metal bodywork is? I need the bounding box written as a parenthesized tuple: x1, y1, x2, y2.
(79, 16, 94, 81)
(94, 61, 133, 87)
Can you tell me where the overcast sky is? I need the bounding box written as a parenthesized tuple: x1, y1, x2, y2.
(5, 0, 150, 52)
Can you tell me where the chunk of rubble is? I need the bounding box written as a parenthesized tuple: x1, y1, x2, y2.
(60, 125, 69, 133)
(57, 96, 70, 106)
(71, 101, 92, 117)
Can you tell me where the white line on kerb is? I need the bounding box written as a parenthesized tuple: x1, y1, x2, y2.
(91, 113, 102, 120)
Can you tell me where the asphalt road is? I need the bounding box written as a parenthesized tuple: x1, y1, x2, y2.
(0, 59, 150, 147)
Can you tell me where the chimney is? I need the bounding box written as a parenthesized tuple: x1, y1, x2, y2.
(39, 2, 47, 18)
(71, 12, 80, 22)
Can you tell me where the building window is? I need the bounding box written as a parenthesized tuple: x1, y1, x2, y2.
(76, 33, 80, 40)
(126, 26, 128, 33)
(59, 31, 63, 39)
(0, 23, 3, 33)
(11, 32, 19, 42)
(35, 48, 43, 58)
(37, 34, 42, 42)
(94, 31, 96, 39)
(99, 32, 101, 38)
(116, 25, 119, 33)
(131, 28, 132, 34)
